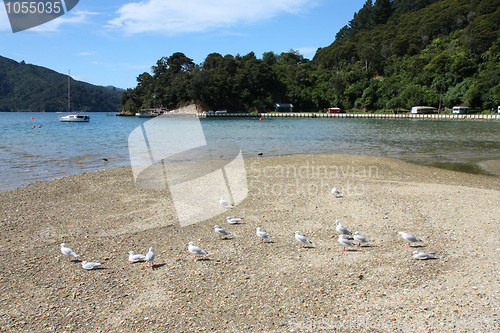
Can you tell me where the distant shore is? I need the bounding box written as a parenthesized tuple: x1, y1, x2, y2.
(117, 109, 500, 121)
(0, 154, 498, 332)
(201, 112, 500, 122)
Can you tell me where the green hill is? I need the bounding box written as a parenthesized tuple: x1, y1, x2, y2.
(121, 0, 499, 113)
(0, 56, 123, 112)
(311, 0, 500, 111)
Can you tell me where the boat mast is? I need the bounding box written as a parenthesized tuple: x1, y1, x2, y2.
(68, 70, 71, 112)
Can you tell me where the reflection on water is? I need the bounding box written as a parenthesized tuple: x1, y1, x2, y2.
(202, 117, 500, 176)
(0, 112, 499, 191)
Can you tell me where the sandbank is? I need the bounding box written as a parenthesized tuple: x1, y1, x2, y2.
(0, 154, 498, 332)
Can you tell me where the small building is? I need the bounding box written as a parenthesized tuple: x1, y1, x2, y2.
(410, 106, 437, 114)
(275, 103, 293, 112)
(452, 106, 470, 114)
(327, 107, 343, 113)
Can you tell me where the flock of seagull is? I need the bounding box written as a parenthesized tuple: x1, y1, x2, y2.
(59, 192, 436, 270)
(60, 243, 156, 270)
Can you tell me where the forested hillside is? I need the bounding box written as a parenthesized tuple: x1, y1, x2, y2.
(122, 0, 499, 113)
(0, 56, 123, 112)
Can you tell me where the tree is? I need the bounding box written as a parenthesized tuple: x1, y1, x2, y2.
(262, 51, 278, 66)
(335, 25, 351, 41)
(122, 0, 500, 113)
(349, 0, 375, 35)
(278, 50, 308, 65)
(203, 53, 224, 70)
(373, 0, 393, 25)
(166, 52, 195, 74)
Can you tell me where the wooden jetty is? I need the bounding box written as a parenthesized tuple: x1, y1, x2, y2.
(198, 112, 500, 121)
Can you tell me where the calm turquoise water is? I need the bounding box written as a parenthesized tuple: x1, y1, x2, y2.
(1, 112, 499, 191)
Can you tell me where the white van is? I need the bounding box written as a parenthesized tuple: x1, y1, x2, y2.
(452, 106, 470, 114)
(411, 106, 436, 114)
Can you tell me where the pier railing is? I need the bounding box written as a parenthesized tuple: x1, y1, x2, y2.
(198, 112, 500, 121)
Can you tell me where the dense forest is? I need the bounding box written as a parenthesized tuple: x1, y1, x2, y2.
(0, 56, 123, 112)
(121, 0, 499, 113)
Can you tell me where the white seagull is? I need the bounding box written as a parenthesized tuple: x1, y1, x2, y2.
(413, 251, 435, 260)
(398, 232, 422, 247)
(295, 231, 314, 248)
(128, 251, 146, 263)
(214, 225, 232, 240)
(81, 261, 101, 270)
(219, 196, 233, 209)
(256, 227, 274, 243)
(188, 242, 210, 261)
(145, 247, 155, 267)
(338, 235, 356, 252)
(353, 231, 373, 247)
(60, 243, 79, 261)
(331, 187, 342, 197)
(226, 217, 243, 224)
(335, 220, 352, 236)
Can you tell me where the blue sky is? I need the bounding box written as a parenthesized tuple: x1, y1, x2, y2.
(0, 0, 367, 89)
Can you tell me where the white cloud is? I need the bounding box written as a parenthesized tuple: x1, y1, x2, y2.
(30, 11, 98, 33)
(107, 0, 316, 35)
(0, 7, 95, 33)
(0, 5, 97, 33)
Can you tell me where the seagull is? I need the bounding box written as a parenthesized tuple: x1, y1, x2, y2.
(214, 225, 232, 240)
(338, 235, 356, 252)
(128, 251, 146, 263)
(295, 231, 313, 248)
(335, 220, 352, 236)
(413, 251, 435, 260)
(60, 243, 79, 261)
(219, 196, 233, 209)
(188, 242, 210, 261)
(331, 187, 342, 197)
(81, 261, 101, 270)
(353, 231, 373, 248)
(256, 227, 274, 243)
(145, 247, 155, 267)
(398, 232, 422, 247)
(226, 217, 243, 224)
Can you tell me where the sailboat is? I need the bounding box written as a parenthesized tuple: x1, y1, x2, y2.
(58, 70, 90, 122)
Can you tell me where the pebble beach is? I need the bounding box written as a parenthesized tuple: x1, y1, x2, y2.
(0, 154, 498, 332)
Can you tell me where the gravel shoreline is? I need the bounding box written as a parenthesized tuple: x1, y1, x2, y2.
(0, 154, 498, 332)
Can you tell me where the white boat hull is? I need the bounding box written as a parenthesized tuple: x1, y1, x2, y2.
(59, 114, 90, 122)
(135, 113, 155, 118)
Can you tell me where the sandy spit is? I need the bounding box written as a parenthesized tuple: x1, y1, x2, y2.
(0, 154, 498, 332)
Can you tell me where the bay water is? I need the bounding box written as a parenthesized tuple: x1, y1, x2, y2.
(1, 112, 499, 191)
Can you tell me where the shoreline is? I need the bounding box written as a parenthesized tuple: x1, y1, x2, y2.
(0, 154, 498, 332)
(199, 111, 500, 121)
(2, 151, 499, 193)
